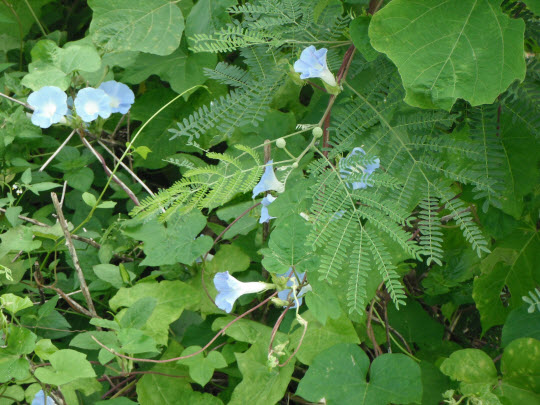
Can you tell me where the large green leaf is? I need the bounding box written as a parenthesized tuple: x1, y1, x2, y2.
(136, 341, 222, 405)
(261, 215, 319, 274)
(22, 40, 101, 91)
(229, 343, 294, 405)
(0, 226, 41, 259)
(473, 227, 540, 332)
(296, 344, 422, 405)
(501, 338, 540, 393)
(122, 210, 212, 266)
(34, 349, 96, 386)
(184, 0, 236, 47)
(369, 0, 526, 110)
(178, 345, 227, 387)
(0, 326, 36, 383)
(121, 45, 216, 96)
(88, 0, 184, 55)
(110, 280, 200, 345)
(499, 112, 540, 218)
(440, 349, 497, 385)
(502, 306, 540, 347)
(290, 311, 360, 365)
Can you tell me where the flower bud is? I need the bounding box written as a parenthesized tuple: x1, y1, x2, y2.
(276, 138, 286, 148)
(312, 127, 323, 138)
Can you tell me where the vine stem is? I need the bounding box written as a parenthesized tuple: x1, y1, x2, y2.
(91, 291, 278, 364)
(318, 45, 356, 157)
(80, 133, 140, 206)
(23, 0, 47, 36)
(39, 129, 76, 172)
(0, 91, 33, 109)
(51, 192, 98, 318)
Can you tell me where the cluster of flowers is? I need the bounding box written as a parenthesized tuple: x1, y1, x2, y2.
(213, 161, 310, 313)
(27, 81, 134, 129)
(212, 47, 377, 315)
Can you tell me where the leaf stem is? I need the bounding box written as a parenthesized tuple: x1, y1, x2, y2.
(23, 0, 47, 36)
(91, 291, 279, 364)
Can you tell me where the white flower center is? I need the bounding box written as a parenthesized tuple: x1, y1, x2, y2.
(109, 96, 120, 108)
(43, 102, 57, 117)
(84, 101, 99, 116)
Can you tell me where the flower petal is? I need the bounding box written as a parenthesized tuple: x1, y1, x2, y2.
(214, 272, 268, 313)
(74, 88, 112, 122)
(98, 80, 135, 114)
(252, 160, 285, 198)
(32, 390, 56, 405)
(27, 86, 68, 128)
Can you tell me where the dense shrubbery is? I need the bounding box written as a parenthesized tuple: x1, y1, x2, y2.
(0, 1, 539, 404)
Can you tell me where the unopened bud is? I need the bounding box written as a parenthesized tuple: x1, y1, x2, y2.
(312, 127, 323, 138)
(276, 138, 286, 148)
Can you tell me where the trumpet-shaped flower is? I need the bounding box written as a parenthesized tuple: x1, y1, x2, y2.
(252, 160, 285, 198)
(277, 269, 310, 308)
(32, 390, 56, 405)
(293, 46, 337, 87)
(98, 80, 135, 114)
(27, 86, 68, 128)
(214, 271, 272, 313)
(260, 194, 277, 224)
(339, 147, 380, 190)
(74, 88, 112, 122)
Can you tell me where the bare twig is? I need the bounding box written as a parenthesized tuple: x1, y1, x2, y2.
(96, 139, 156, 198)
(0, 91, 33, 109)
(367, 296, 383, 357)
(40, 129, 77, 172)
(51, 192, 97, 318)
(80, 135, 140, 206)
(0, 207, 132, 261)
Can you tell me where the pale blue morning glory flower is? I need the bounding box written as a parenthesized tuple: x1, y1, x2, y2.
(339, 147, 380, 190)
(27, 86, 68, 128)
(214, 271, 271, 313)
(252, 160, 285, 198)
(260, 194, 277, 224)
(98, 80, 135, 114)
(32, 390, 56, 405)
(277, 269, 310, 309)
(294, 46, 337, 87)
(74, 88, 112, 122)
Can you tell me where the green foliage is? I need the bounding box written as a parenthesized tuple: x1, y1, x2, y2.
(0, 0, 538, 403)
(88, 0, 184, 55)
(297, 343, 422, 405)
(369, 0, 526, 110)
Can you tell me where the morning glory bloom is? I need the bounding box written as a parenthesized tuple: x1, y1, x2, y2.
(32, 390, 56, 405)
(294, 46, 337, 87)
(98, 80, 135, 114)
(260, 194, 277, 224)
(252, 160, 285, 198)
(27, 86, 68, 128)
(74, 88, 112, 122)
(277, 269, 310, 308)
(214, 271, 272, 313)
(339, 147, 380, 190)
